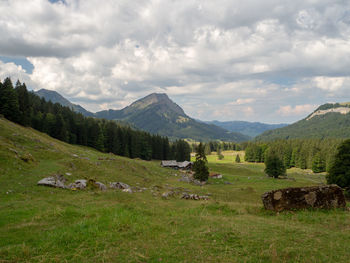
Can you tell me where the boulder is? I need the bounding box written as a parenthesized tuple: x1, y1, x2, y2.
(37, 174, 66, 189)
(261, 185, 346, 211)
(161, 191, 175, 199)
(181, 193, 209, 200)
(192, 179, 206, 186)
(68, 179, 87, 190)
(95, 182, 107, 191)
(109, 182, 130, 190)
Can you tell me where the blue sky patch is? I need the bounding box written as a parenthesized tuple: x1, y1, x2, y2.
(0, 56, 34, 74)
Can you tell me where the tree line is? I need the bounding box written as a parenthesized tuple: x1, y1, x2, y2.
(243, 139, 343, 173)
(0, 77, 191, 161)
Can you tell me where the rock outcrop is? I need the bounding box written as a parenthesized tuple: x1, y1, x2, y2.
(68, 179, 87, 190)
(261, 185, 346, 211)
(37, 174, 66, 189)
(181, 193, 209, 200)
(109, 182, 131, 190)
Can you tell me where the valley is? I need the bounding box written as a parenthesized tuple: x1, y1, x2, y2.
(0, 117, 349, 262)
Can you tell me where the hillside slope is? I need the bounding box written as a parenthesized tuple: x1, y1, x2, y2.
(96, 93, 250, 142)
(257, 103, 350, 141)
(0, 117, 349, 262)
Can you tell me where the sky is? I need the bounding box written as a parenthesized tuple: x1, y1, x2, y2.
(1, 0, 350, 124)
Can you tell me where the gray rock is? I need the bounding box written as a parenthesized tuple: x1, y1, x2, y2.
(68, 179, 87, 189)
(38, 174, 66, 189)
(181, 193, 209, 200)
(192, 179, 206, 186)
(122, 188, 133, 193)
(162, 191, 175, 199)
(110, 182, 131, 190)
(95, 182, 107, 191)
(262, 185, 346, 211)
(179, 175, 192, 183)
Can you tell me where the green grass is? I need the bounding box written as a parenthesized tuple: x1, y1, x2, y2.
(0, 117, 349, 262)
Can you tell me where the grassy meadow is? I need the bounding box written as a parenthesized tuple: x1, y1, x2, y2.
(0, 117, 349, 262)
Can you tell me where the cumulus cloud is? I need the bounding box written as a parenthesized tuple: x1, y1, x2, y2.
(277, 104, 317, 117)
(229, 98, 256, 105)
(0, 60, 32, 85)
(0, 0, 349, 122)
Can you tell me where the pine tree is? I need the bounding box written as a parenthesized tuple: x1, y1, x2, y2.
(327, 139, 350, 189)
(204, 143, 211, 155)
(193, 142, 209, 182)
(217, 145, 224, 160)
(235, 154, 241, 163)
(0, 77, 20, 122)
(312, 152, 326, 173)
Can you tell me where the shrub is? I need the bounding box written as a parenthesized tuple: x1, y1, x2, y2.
(264, 153, 286, 178)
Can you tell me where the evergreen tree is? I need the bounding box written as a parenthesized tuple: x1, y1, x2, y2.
(217, 145, 224, 160)
(0, 77, 20, 122)
(312, 152, 326, 173)
(204, 143, 211, 155)
(174, 140, 191, 162)
(264, 151, 286, 178)
(15, 82, 31, 126)
(235, 154, 241, 163)
(193, 142, 209, 182)
(327, 139, 350, 188)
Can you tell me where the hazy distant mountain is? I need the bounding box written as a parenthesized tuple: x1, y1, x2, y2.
(256, 102, 350, 141)
(35, 89, 94, 117)
(96, 93, 250, 142)
(205, 120, 287, 137)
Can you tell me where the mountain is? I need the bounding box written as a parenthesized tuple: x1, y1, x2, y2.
(256, 102, 350, 141)
(96, 93, 250, 142)
(205, 120, 287, 137)
(35, 89, 94, 117)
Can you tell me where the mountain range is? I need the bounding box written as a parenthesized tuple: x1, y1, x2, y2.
(35, 89, 350, 142)
(205, 120, 287, 137)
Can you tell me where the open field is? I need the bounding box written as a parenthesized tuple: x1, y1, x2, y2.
(1, 117, 350, 263)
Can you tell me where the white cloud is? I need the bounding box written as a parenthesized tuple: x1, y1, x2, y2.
(0, 0, 350, 122)
(277, 104, 317, 117)
(312, 76, 350, 92)
(0, 60, 32, 86)
(229, 98, 256, 105)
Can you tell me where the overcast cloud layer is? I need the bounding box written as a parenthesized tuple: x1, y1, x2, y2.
(1, 0, 350, 123)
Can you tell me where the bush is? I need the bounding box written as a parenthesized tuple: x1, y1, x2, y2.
(326, 139, 350, 188)
(264, 153, 286, 178)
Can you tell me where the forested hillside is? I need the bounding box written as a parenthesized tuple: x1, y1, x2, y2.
(0, 77, 190, 161)
(35, 89, 94, 117)
(257, 103, 350, 141)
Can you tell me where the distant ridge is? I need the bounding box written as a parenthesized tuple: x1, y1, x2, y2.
(256, 103, 350, 141)
(35, 89, 94, 117)
(205, 120, 287, 137)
